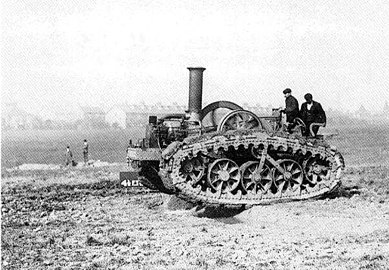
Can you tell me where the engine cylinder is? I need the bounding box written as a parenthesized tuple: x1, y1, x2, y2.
(187, 67, 206, 121)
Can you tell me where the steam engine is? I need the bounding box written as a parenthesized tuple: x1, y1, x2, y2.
(126, 67, 345, 206)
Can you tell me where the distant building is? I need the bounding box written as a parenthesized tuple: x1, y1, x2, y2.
(105, 101, 282, 129)
(105, 105, 128, 129)
(105, 103, 186, 129)
(80, 106, 107, 129)
(1, 103, 42, 130)
(352, 103, 389, 124)
(105, 104, 148, 129)
(354, 105, 369, 119)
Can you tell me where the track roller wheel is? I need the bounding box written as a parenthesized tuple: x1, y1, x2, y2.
(273, 159, 303, 192)
(179, 157, 205, 187)
(303, 156, 330, 185)
(240, 161, 272, 194)
(207, 158, 240, 193)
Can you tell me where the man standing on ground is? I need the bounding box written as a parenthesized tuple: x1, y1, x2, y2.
(83, 139, 89, 165)
(281, 88, 300, 133)
(300, 93, 326, 137)
(65, 146, 73, 166)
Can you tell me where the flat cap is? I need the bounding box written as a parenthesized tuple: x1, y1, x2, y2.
(283, 88, 291, 94)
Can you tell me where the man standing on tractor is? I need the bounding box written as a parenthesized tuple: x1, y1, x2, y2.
(300, 93, 326, 137)
(281, 88, 300, 133)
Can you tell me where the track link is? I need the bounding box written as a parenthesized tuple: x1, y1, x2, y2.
(160, 130, 345, 207)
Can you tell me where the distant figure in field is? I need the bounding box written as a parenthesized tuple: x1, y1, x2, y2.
(83, 139, 89, 165)
(300, 93, 326, 137)
(281, 88, 300, 133)
(65, 146, 74, 166)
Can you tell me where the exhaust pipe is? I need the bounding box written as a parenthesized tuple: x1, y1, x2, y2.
(187, 67, 206, 121)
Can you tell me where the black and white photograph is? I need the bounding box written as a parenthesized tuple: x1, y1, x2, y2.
(1, 1, 389, 269)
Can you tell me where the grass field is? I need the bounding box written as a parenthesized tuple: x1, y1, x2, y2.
(2, 123, 388, 169)
(1, 128, 144, 169)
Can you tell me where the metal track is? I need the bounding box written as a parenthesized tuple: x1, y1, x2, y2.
(160, 130, 345, 207)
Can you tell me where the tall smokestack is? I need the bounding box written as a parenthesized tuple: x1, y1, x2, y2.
(187, 67, 206, 121)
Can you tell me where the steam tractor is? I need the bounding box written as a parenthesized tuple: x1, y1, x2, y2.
(126, 67, 345, 207)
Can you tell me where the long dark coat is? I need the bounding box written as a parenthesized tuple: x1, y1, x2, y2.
(285, 95, 300, 122)
(300, 101, 326, 124)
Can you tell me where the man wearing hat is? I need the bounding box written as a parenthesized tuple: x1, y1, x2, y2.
(300, 93, 326, 137)
(281, 88, 300, 133)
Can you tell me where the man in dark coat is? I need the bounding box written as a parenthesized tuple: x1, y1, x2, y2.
(300, 93, 326, 137)
(281, 88, 300, 133)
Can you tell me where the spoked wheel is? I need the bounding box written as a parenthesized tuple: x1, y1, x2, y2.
(217, 109, 264, 132)
(273, 159, 304, 192)
(179, 157, 205, 186)
(240, 161, 272, 194)
(207, 158, 240, 193)
(303, 156, 331, 186)
(200, 101, 243, 131)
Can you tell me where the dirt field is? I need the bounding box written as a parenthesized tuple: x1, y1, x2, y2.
(2, 124, 389, 269)
(2, 163, 389, 270)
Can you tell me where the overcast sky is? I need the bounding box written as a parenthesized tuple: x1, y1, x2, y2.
(2, 0, 389, 119)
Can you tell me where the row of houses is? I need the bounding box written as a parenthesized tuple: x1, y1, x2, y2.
(344, 102, 389, 126)
(1, 103, 196, 130)
(2, 103, 42, 130)
(1, 102, 274, 130)
(354, 101, 389, 121)
(2, 101, 389, 130)
(103, 103, 274, 129)
(65, 101, 389, 129)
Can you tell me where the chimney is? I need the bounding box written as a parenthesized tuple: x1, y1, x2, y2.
(187, 67, 206, 121)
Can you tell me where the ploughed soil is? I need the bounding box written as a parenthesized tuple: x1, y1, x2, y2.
(1, 165, 389, 270)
